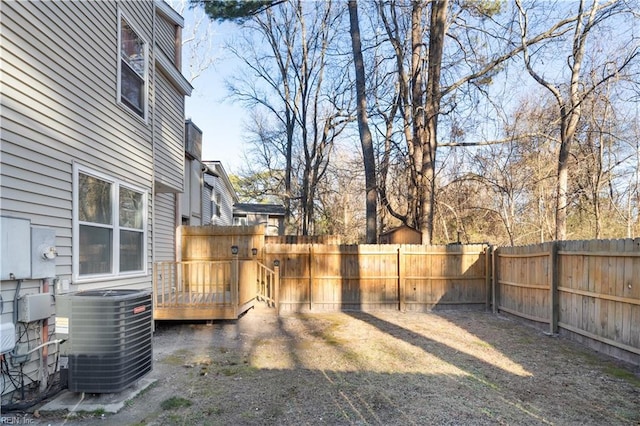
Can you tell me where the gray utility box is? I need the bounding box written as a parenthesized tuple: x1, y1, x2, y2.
(56, 289, 153, 393)
(18, 293, 54, 323)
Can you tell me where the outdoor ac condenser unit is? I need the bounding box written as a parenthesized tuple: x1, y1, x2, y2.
(56, 289, 153, 393)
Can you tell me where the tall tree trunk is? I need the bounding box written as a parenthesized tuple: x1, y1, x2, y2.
(420, 0, 448, 244)
(410, 1, 426, 239)
(348, 0, 377, 244)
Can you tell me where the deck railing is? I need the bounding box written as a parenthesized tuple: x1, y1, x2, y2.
(153, 260, 236, 309)
(256, 260, 280, 313)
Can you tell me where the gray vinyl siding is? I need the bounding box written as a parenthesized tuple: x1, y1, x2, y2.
(203, 173, 235, 226)
(1, 1, 188, 399)
(1, 1, 154, 292)
(155, 13, 177, 62)
(213, 177, 235, 226)
(2, 1, 154, 187)
(154, 69, 186, 191)
(154, 193, 177, 261)
(202, 184, 213, 225)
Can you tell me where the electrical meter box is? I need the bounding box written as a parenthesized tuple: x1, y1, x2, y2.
(31, 227, 57, 279)
(1, 217, 31, 280)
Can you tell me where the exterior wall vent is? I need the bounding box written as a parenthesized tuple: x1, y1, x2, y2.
(56, 289, 153, 393)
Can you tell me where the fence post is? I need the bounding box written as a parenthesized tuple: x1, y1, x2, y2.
(309, 245, 313, 311)
(274, 259, 280, 316)
(231, 245, 239, 310)
(485, 245, 492, 311)
(252, 247, 259, 299)
(549, 241, 559, 335)
(492, 246, 498, 314)
(398, 246, 405, 312)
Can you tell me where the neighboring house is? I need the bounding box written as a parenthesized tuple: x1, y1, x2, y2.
(0, 0, 191, 400)
(181, 119, 205, 227)
(181, 124, 238, 227)
(202, 160, 239, 226)
(379, 225, 423, 244)
(233, 203, 286, 236)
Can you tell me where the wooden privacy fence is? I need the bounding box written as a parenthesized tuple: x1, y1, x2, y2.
(263, 244, 490, 313)
(494, 239, 640, 364)
(157, 226, 639, 365)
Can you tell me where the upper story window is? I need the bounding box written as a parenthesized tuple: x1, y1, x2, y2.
(73, 165, 148, 281)
(118, 13, 147, 119)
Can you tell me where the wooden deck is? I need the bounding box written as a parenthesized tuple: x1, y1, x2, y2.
(154, 291, 254, 320)
(153, 259, 257, 321)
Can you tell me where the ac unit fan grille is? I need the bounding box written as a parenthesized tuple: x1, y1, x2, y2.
(59, 290, 153, 393)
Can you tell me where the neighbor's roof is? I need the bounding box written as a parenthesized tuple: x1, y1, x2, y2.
(379, 224, 420, 236)
(233, 203, 286, 216)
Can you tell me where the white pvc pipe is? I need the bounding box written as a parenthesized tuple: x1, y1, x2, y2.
(26, 339, 64, 355)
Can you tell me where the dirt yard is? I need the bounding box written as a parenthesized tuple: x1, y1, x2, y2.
(36, 303, 640, 425)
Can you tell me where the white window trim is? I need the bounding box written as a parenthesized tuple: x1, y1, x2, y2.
(72, 164, 149, 283)
(117, 9, 149, 122)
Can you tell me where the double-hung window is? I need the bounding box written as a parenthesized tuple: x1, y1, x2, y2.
(118, 12, 147, 119)
(74, 165, 147, 280)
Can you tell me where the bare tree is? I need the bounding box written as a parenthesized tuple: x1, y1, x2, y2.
(169, 0, 218, 84)
(218, 0, 351, 235)
(516, 0, 639, 240)
(348, 0, 377, 243)
(372, 1, 571, 243)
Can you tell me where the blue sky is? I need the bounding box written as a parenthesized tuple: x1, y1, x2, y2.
(185, 65, 246, 173)
(179, 7, 247, 174)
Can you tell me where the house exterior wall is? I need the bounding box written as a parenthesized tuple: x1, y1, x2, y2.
(0, 0, 189, 400)
(154, 67, 185, 192)
(154, 192, 177, 261)
(202, 161, 237, 226)
(246, 213, 284, 236)
(181, 157, 203, 225)
(154, 9, 177, 63)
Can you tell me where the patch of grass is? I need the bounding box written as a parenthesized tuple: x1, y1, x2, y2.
(473, 340, 494, 349)
(466, 373, 499, 390)
(167, 413, 183, 423)
(219, 364, 258, 376)
(204, 406, 223, 416)
(75, 408, 106, 417)
(161, 396, 193, 410)
(605, 365, 640, 386)
(161, 348, 194, 365)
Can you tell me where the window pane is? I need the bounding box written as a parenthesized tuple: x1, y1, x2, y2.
(120, 61, 144, 116)
(121, 20, 145, 76)
(120, 230, 143, 272)
(79, 174, 112, 224)
(79, 225, 112, 275)
(120, 187, 143, 229)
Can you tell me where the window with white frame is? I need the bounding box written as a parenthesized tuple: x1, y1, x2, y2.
(118, 13, 147, 118)
(74, 166, 147, 280)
